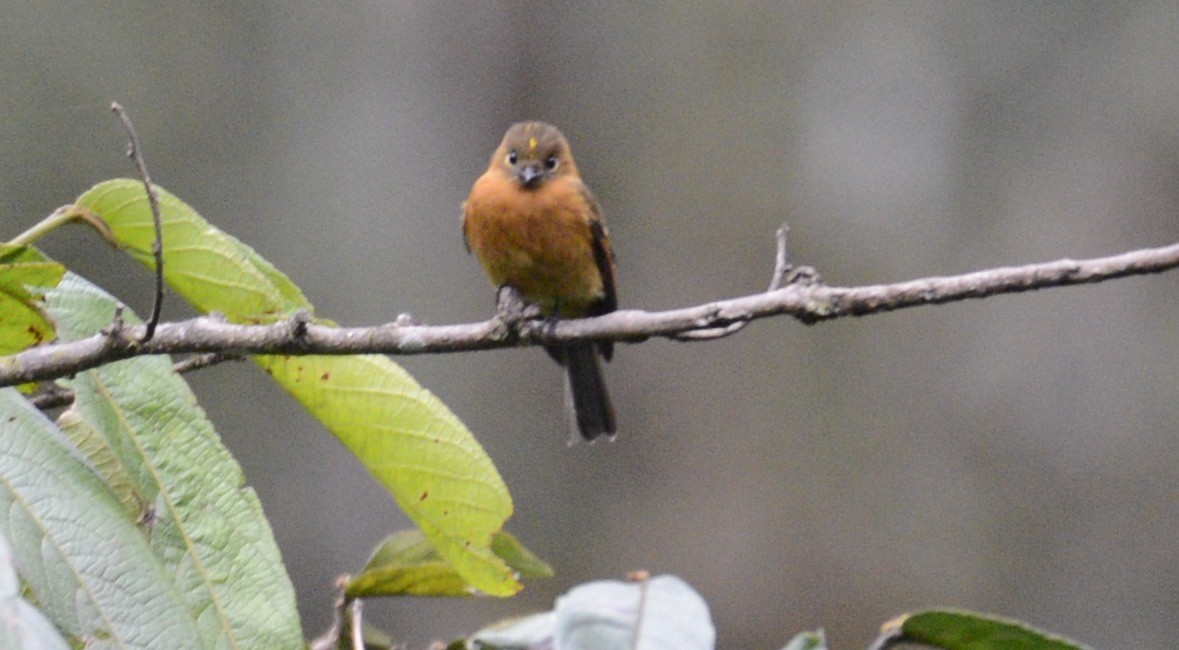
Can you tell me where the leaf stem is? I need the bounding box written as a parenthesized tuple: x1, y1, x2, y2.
(8, 205, 80, 246)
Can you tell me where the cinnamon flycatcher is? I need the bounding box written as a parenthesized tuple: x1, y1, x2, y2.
(462, 121, 618, 441)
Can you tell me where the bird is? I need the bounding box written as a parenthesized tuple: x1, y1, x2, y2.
(462, 121, 618, 441)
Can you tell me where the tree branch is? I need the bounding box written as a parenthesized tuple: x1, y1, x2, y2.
(3, 240, 1178, 389)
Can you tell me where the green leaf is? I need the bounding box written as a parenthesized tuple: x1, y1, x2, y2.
(490, 530, 554, 580)
(76, 179, 308, 322)
(347, 529, 551, 598)
(897, 609, 1092, 650)
(76, 179, 517, 596)
(0, 526, 71, 650)
(257, 354, 516, 595)
(0, 244, 64, 355)
(44, 273, 304, 649)
(0, 388, 204, 648)
(348, 528, 480, 598)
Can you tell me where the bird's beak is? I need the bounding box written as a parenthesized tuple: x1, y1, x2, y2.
(516, 164, 543, 188)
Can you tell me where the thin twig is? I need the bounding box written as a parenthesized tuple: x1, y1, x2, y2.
(769, 225, 793, 290)
(671, 224, 805, 341)
(111, 102, 165, 342)
(27, 352, 244, 411)
(172, 351, 245, 374)
(349, 599, 364, 650)
(308, 577, 350, 650)
(865, 616, 907, 650)
(28, 385, 74, 411)
(3, 239, 1179, 388)
(628, 571, 651, 650)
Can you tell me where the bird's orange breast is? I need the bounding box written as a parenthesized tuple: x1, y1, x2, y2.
(464, 171, 604, 316)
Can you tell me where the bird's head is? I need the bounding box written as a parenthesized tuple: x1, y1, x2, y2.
(494, 121, 578, 189)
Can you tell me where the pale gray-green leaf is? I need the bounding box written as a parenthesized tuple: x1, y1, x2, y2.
(0, 389, 203, 648)
(781, 629, 827, 650)
(466, 575, 715, 650)
(555, 575, 715, 650)
(468, 612, 555, 649)
(0, 526, 70, 650)
(45, 273, 303, 649)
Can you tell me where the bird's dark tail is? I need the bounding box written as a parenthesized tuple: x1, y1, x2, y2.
(561, 343, 616, 442)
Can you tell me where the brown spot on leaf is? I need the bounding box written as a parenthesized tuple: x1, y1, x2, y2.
(320, 372, 330, 381)
(420, 491, 429, 501)
(26, 326, 45, 344)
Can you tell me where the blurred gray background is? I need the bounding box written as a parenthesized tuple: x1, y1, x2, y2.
(4, 3, 1179, 648)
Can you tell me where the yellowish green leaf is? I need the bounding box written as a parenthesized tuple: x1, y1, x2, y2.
(0, 244, 64, 355)
(75, 179, 517, 596)
(258, 354, 517, 595)
(347, 529, 550, 598)
(76, 179, 308, 321)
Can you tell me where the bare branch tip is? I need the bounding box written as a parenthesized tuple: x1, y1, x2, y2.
(110, 103, 165, 341)
(348, 599, 364, 650)
(105, 304, 126, 334)
(767, 223, 796, 292)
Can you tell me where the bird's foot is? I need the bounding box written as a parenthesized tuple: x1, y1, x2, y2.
(495, 285, 543, 331)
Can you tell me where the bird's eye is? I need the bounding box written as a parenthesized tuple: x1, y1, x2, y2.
(506, 151, 518, 165)
(545, 156, 559, 171)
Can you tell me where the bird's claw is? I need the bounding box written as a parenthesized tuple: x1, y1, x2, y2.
(495, 285, 543, 330)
